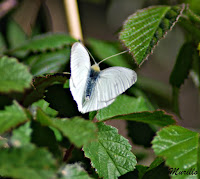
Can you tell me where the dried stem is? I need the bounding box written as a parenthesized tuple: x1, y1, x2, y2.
(63, 0, 83, 41)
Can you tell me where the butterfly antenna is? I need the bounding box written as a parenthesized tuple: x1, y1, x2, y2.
(97, 50, 128, 65)
(82, 44, 97, 64)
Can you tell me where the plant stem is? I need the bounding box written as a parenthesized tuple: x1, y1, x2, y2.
(63, 144, 75, 162)
(63, 0, 83, 41)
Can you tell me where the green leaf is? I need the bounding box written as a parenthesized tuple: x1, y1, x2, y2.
(31, 99, 58, 117)
(25, 48, 70, 76)
(152, 125, 200, 178)
(57, 163, 92, 179)
(0, 56, 32, 93)
(11, 122, 32, 146)
(119, 4, 185, 66)
(87, 38, 132, 68)
(36, 109, 97, 147)
(83, 122, 137, 179)
(0, 101, 28, 134)
(0, 146, 56, 179)
(7, 19, 27, 49)
(13, 33, 76, 54)
(0, 32, 6, 54)
(96, 95, 151, 121)
(190, 45, 200, 88)
(96, 95, 175, 127)
(23, 73, 69, 106)
(170, 43, 194, 88)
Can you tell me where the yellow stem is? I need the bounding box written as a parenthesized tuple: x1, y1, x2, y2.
(63, 0, 83, 41)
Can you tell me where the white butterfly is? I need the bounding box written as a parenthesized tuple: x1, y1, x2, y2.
(70, 42, 137, 114)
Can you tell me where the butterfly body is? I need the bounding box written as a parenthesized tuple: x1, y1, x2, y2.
(85, 65, 100, 101)
(70, 42, 137, 114)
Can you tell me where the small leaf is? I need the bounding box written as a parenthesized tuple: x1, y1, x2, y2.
(0, 101, 28, 134)
(83, 122, 137, 179)
(87, 38, 132, 68)
(36, 109, 97, 147)
(170, 43, 194, 88)
(0, 32, 6, 54)
(11, 122, 32, 146)
(96, 95, 151, 121)
(25, 48, 70, 76)
(31, 99, 58, 117)
(23, 73, 69, 106)
(0, 56, 32, 93)
(152, 125, 200, 178)
(57, 163, 92, 179)
(0, 146, 56, 179)
(119, 4, 185, 66)
(13, 33, 76, 54)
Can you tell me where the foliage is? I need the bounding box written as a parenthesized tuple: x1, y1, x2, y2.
(0, 1, 199, 179)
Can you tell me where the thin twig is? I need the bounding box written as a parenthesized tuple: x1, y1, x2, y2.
(63, 144, 75, 162)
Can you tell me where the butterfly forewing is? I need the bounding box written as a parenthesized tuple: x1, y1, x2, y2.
(70, 42, 91, 111)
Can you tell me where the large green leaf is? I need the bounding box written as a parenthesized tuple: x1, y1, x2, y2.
(57, 164, 92, 179)
(0, 56, 32, 93)
(119, 4, 185, 66)
(13, 33, 76, 54)
(96, 95, 175, 127)
(96, 95, 151, 121)
(25, 48, 70, 76)
(0, 101, 28, 134)
(83, 122, 137, 179)
(0, 146, 56, 179)
(170, 43, 194, 88)
(36, 109, 97, 148)
(152, 125, 200, 178)
(87, 38, 132, 68)
(23, 73, 69, 106)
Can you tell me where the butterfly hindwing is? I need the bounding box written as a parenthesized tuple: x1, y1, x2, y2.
(96, 67, 137, 102)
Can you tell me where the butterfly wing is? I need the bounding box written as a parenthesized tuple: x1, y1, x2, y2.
(96, 67, 137, 102)
(80, 67, 137, 113)
(69, 42, 91, 112)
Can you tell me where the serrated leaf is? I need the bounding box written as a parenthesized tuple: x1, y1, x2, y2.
(96, 95, 175, 127)
(13, 33, 76, 54)
(96, 95, 151, 121)
(152, 125, 200, 178)
(36, 109, 97, 147)
(31, 99, 58, 117)
(25, 48, 70, 76)
(119, 4, 185, 66)
(0, 56, 32, 93)
(0, 146, 56, 179)
(0, 101, 28, 134)
(83, 122, 137, 179)
(57, 163, 92, 179)
(11, 122, 32, 146)
(87, 38, 132, 68)
(170, 43, 194, 88)
(23, 73, 69, 106)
